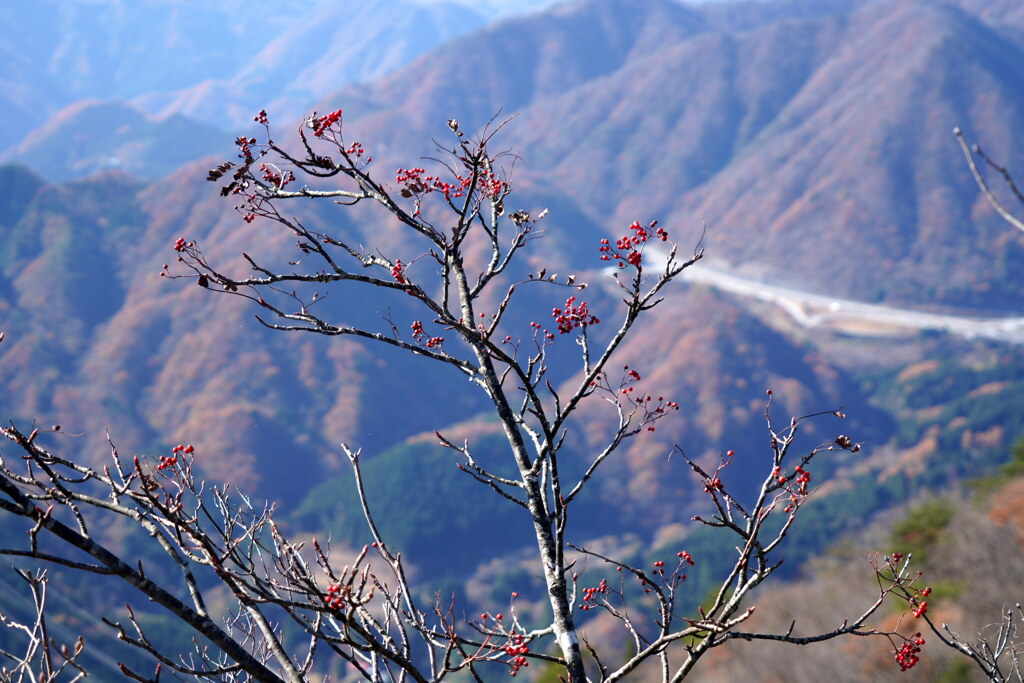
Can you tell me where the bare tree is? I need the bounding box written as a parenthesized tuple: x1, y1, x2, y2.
(0, 111, 954, 680)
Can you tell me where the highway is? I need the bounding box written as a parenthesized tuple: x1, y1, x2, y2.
(600, 246, 1024, 345)
(680, 261, 1024, 345)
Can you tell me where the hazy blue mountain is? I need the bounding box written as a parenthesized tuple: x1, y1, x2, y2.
(1, 0, 1023, 622)
(133, 1, 492, 128)
(0, 0, 504, 175)
(0, 0, 496, 152)
(2, 0, 1021, 506)
(315, 0, 1024, 310)
(0, 100, 229, 182)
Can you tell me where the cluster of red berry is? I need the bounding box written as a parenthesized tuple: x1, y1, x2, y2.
(259, 163, 294, 189)
(410, 320, 443, 348)
(476, 169, 506, 198)
(395, 166, 504, 206)
(598, 220, 668, 269)
(344, 141, 369, 161)
(311, 109, 342, 137)
(551, 296, 599, 334)
(234, 136, 257, 163)
(391, 259, 407, 285)
(156, 444, 193, 471)
(579, 578, 608, 611)
(588, 367, 680, 433)
(323, 583, 349, 611)
(909, 585, 930, 617)
(503, 634, 529, 677)
(704, 477, 724, 493)
(771, 463, 814, 512)
(395, 167, 430, 192)
(895, 634, 925, 671)
(650, 551, 697, 583)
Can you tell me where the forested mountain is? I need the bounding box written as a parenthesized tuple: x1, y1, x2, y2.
(319, 0, 1024, 309)
(1, 1, 1022, 660)
(0, 0, 547, 152)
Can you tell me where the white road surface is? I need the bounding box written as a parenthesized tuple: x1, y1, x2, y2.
(680, 262, 1024, 345)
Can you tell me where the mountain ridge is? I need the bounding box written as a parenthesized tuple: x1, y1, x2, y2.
(308, 0, 1024, 309)
(1, 0, 1022, 599)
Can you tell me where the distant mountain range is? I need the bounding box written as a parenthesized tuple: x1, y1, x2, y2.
(0, 0, 572, 175)
(0, 0, 567, 154)
(0, 100, 228, 182)
(315, 0, 1024, 310)
(2, 0, 1023, 584)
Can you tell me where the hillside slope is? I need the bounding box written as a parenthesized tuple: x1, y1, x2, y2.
(317, 0, 1024, 309)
